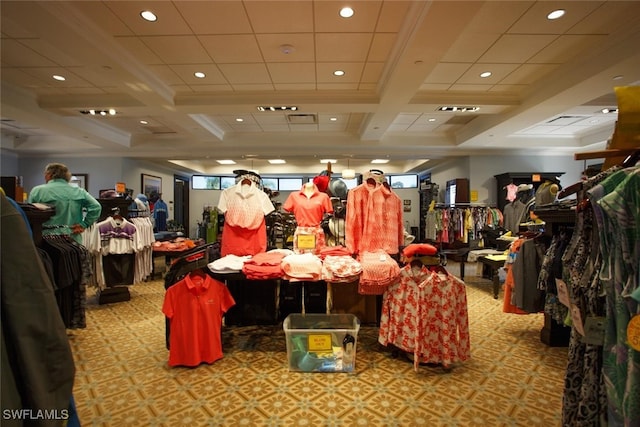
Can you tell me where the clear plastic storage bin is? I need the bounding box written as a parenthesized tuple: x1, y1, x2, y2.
(283, 313, 360, 373)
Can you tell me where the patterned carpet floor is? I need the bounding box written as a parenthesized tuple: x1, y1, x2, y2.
(69, 264, 569, 426)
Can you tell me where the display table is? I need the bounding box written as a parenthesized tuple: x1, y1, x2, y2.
(477, 255, 506, 299)
(442, 248, 470, 280)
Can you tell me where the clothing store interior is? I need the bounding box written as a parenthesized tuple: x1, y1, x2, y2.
(1, 1, 639, 426)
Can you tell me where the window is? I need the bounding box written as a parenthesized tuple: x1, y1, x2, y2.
(279, 178, 303, 191)
(221, 177, 236, 189)
(192, 175, 220, 190)
(389, 175, 417, 189)
(262, 178, 278, 190)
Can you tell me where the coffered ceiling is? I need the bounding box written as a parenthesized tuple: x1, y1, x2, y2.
(1, 1, 639, 175)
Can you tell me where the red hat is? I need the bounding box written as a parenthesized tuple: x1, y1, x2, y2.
(313, 175, 329, 193)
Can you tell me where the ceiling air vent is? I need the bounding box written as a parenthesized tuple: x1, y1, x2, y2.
(545, 116, 584, 126)
(287, 114, 317, 124)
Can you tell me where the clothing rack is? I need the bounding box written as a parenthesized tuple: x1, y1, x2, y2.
(558, 148, 639, 199)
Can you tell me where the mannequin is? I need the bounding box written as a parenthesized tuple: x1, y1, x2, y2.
(303, 181, 315, 198)
(535, 180, 560, 207)
(283, 182, 334, 254)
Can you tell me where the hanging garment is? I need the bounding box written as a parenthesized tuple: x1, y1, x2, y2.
(560, 166, 622, 427)
(379, 265, 470, 370)
(588, 166, 640, 427)
(162, 272, 235, 367)
(217, 181, 275, 257)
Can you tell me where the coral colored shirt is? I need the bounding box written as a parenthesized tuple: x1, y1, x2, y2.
(283, 184, 333, 227)
(163, 273, 235, 367)
(345, 181, 404, 255)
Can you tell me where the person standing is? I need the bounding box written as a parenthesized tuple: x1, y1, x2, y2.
(27, 163, 102, 243)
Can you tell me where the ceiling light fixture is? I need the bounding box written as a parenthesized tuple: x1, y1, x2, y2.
(612, 75, 624, 80)
(80, 109, 116, 116)
(217, 160, 236, 165)
(330, 117, 337, 121)
(140, 10, 157, 22)
(438, 106, 480, 112)
(333, 70, 345, 76)
(194, 72, 206, 78)
(257, 106, 298, 112)
(342, 159, 355, 179)
(371, 159, 389, 164)
(547, 9, 565, 20)
(268, 159, 286, 164)
(428, 118, 436, 122)
(236, 118, 244, 122)
(339, 7, 354, 18)
(320, 159, 337, 164)
(601, 108, 618, 114)
(52, 75, 66, 81)
(480, 71, 492, 78)
(140, 120, 148, 125)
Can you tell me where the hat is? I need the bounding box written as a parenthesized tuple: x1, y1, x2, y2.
(313, 175, 330, 193)
(328, 178, 348, 200)
(517, 183, 533, 192)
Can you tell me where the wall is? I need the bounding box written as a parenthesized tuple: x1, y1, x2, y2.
(467, 154, 584, 206)
(1, 150, 19, 177)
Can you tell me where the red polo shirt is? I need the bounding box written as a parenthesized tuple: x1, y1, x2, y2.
(163, 273, 235, 367)
(283, 185, 334, 227)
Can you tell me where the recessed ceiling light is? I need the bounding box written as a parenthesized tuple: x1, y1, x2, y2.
(339, 7, 354, 18)
(480, 71, 492, 78)
(52, 75, 66, 81)
(236, 118, 244, 122)
(140, 120, 148, 125)
(330, 117, 337, 121)
(217, 160, 236, 165)
(371, 159, 389, 164)
(547, 9, 565, 20)
(428, 118, 436, 122)
(194, 72, 206, 78)
(268, 159, 286, 164)
(333, 70, 345, 76)
(601, 108, 618, 114)
(320, 159, 337, 164)
(140, 10, 157, 22)
(108, 109, 116, 115)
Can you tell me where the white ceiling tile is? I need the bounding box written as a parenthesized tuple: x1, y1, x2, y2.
(479, 34, 558, 63)
(500, 63, 559, 85)
(314, 1, 381, 33)
(174, 2, 253, 34)
(316, 63, 365, 84)
(141, 36, 211, 64)
(267, 63, 316, 84)
(244, 1, 313, 33)
(528, 35, 607, 64)
(441, 34, 501, 63)
(376, 1, 412, 32)
(315, 33, 373, 62)
(114, 37, 163, 64)
(424, 63, 471, 84)
(257, 34, 315, 62)
(170, 64, 227, 85)
(457, 64, 520, 85)
(218, 64, 271, 85)
(104, 1, 192, 36)
(361, 63, 385, 84)
(199, 35, 263, 64)
(508, 1, 601, 35)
